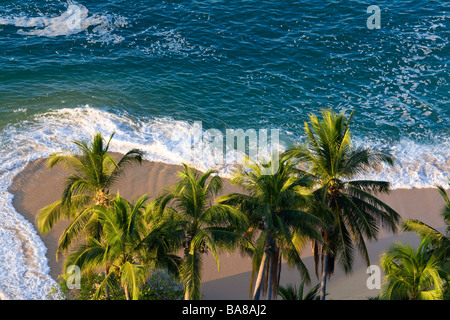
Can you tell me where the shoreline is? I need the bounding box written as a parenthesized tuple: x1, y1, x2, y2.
(8, 156, 449, 299)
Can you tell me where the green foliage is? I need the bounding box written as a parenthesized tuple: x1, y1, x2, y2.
(284, 110, 400, 300)
(278, 282, 321, 300)
(64, 194, 182, 300)
(37, 132, 143, 257)
(41, 111, 446, 301)
(219, 155, 324, 299)
(139, 272, 184, 300)
(48, 271, 183, 300)
(48, 273, 118, 300)
(398, 184, 450, 299)
(381, 239, 445, 300)
(402, 185, 450, 262)
(152, 164, 250, 300)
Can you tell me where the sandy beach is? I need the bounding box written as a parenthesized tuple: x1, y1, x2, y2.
(8, 156, 449, 300)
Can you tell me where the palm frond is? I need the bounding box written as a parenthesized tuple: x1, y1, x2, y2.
(436, 185, 450, 226)
(37, 194, 92, 234)
(121, 261, 149, 300)
(345, 185, 400, 233)
(381, 240, 444, 300)
(335, 214, 354, 274)
(56, 205, 98, 257)
(63, 237, 106, 272)
(46, 152, 85, 173)
(61, 174, 96, 207)
(180, 248, 203, 300)
(105, 149, 144, 187)
(402, 219, 444, 246)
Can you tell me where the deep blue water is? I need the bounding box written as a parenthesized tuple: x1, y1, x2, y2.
(0, 0, 449, 300)
(0, 0, 448, 184)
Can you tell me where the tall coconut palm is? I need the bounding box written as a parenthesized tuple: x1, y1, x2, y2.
(284, 110, 400, 300)
(64, 194, 181, 300)
(380, 239, 444, 300)
(37, 132, 143, 258)
(218, 155, 323, 300)
(152, 164, 249, 300)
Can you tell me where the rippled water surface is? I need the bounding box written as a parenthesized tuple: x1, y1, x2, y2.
(0, 0, 448, 299)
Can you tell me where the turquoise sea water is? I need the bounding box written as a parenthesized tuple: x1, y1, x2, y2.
(0, 0, 448, 299)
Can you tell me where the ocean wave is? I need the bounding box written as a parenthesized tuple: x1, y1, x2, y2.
(3, 105, 449, 187)
(0, 1, 127, 43)
(0, 150, 56, 300)
(353, 136, 450, 189)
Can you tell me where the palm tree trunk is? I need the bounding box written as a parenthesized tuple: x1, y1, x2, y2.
(253, 250, 268, 300)
(267, 255, 273, 300)
(276, 253, 282, 300)
(105, 266, 111, 300)
(253, 237, 270, 300)
(320, 251, 330, 300)
(124, 285, 130, 300)
(267, 249, 280, 300)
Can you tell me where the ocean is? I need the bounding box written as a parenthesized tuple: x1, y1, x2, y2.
(0, 0, 448, 299)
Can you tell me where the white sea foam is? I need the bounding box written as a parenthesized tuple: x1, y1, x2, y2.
(353, 136, 450, 189)
(0, 144, 57, 300)
(0, 105, 448, 299)
(0, 1, 127, 43)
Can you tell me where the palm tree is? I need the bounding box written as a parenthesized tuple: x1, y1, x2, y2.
(284, 110, 400, 300)
(380, 239, 444, 300)
(64, 194, 181, 300)
(37, 132, 143, 258)
(152, 164, 249, 300)
(402, 184, 450, 297)
(218, 155, 323, 300)
(278, 282, 320, 300)
(402, 184, 450, 262)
